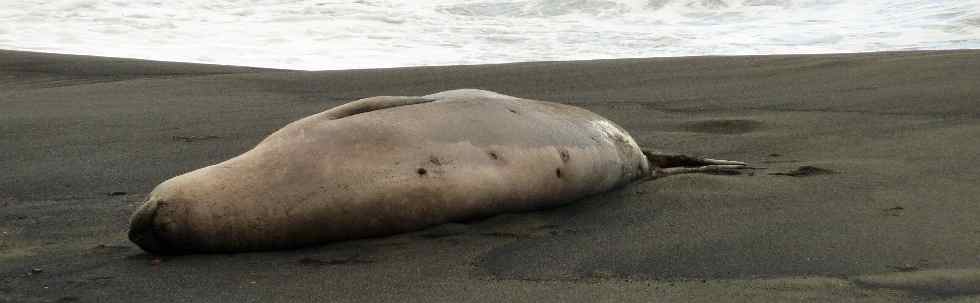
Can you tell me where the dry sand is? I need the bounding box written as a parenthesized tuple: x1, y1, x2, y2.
(2, 49, 980, 302)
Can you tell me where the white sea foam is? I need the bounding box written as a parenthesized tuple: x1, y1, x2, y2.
(1, 0, 978, 70)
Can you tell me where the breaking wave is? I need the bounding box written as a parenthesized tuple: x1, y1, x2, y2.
(1, 0, 977, 70)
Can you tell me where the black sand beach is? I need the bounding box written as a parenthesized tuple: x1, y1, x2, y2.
(2, 49, 980, 302)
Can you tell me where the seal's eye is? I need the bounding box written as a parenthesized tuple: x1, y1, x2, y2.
(417, 168, 427, 176)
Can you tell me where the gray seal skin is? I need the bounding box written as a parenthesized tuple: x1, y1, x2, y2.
(129, 89, 743, 254)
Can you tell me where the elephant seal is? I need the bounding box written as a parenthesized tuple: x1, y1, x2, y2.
(129, 89, 744, 254)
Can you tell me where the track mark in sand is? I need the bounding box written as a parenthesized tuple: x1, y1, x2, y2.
(769, 165, 837, 177)
(418, 223, 469, 239)
(882, 206, 905, 217)
(481, 231, 527, 239)
(297, 256, 374, 266)
(852, 268, 980, 296)
(90, 244, 131, 254)
(172, 135, 220, 142)
(681, 119, 764, 134)
(480, 224, 576, 239)
(762, 159, 802, 164)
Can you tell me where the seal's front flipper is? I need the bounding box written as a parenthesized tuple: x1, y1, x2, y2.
(324, 96, 436, 120)
(642, 150, 748, 179)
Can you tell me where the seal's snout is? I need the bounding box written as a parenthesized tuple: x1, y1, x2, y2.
(129, 198, 169, 255)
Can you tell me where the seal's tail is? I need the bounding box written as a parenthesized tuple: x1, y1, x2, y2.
(641, 149, 749, 180)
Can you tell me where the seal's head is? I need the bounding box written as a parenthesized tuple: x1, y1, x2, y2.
(128, 197, 173, 254)
(128, 174, 220, 255)
(128, 195, 202, 255)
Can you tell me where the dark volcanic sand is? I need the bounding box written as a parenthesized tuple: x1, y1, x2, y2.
(2, 49, 980, 302)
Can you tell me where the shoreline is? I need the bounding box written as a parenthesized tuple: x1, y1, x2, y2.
(5, 47, 980, 72)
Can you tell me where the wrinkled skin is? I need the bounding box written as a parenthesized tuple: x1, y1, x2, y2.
(129, 89, 651, 254)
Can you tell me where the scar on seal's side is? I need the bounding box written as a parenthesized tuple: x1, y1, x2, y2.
(129, 89, 746, 254)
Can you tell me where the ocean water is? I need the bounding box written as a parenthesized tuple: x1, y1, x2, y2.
(1, 0, 978, 70)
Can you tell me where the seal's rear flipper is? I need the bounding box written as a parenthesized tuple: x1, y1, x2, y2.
(642, 149, 748, 179)
(324, 96, 436, 120)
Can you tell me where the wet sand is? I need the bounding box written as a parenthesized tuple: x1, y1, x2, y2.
(2, 49, 980, 302)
